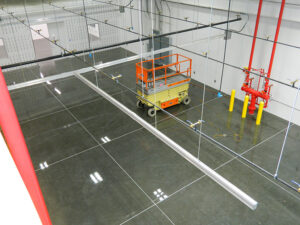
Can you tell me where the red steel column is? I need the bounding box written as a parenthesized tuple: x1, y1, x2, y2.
(0, 67, 52, 225)
(265, 0, 285, 88)
(247, 0, 263, 75)
(246, 0, 263, 114)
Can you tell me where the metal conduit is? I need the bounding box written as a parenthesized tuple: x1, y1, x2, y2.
(75, 72, 258, 211)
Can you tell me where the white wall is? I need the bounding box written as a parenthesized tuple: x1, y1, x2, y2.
(159, 0, 300, 125)
(0, 0, 123, 66)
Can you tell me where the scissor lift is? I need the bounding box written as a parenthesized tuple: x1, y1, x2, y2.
(136, 54, 192, 117)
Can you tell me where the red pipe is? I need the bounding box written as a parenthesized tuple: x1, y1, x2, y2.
(247, 0, 263, 75)
(0, 67, 52, 225)
(245, 0, 263, 114)
(265, 0, 285, 88)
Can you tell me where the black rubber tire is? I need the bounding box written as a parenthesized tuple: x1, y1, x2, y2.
(182, 96, 191, 105)
(147, 108, 156, 117)
(136, 100, 144, 108)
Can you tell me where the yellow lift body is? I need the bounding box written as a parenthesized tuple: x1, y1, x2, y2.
(136, 54, 192, 117)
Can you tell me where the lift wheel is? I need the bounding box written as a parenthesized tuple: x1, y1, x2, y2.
(136, 100, 144, 109)
(182, 96, 191, 105)
(148, 108, 156, 117)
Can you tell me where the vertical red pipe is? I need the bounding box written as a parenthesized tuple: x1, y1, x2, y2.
(247, 0, 263, 75)
(0, 67, 52, 225)
(246, 0, 263, 114)
(265, 0, 285, 87)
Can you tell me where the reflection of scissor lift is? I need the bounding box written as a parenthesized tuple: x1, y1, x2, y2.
(136, 54, 192, 117)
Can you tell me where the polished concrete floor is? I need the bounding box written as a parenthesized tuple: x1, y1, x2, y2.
(5, 47, 300, 225)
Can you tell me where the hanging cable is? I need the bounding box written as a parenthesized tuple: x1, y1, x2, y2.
(93, 0, 300, 51)
(52, 2, 62, 54)
(130, 1, 133, 29)
(0, 6, 226, 137)
(0, 2, 292, 94)
(8, 17, 27, 83)
(150, 0, 157, 127)
(274, 84, 300, 178)
(45, 2, 299, 91)
(3, 2, 297, 91)
(197, 0, 214, 159)
(82, 0, 91, 51)
(41, 0, 46, 17)
(23, 0, 37, 60)
(2, 5, 299, 193)
(218, 0, 232, 92)
(125, 0, 134, 7)
(137, 0, 144, 98)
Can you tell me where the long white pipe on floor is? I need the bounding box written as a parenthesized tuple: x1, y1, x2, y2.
(75, 72, 258, 210)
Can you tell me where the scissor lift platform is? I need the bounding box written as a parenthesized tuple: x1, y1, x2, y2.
(136, 54, 192, 117)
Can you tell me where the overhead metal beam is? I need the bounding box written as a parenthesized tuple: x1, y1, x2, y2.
(7, 46, 175, 91)
(7, 34, 224, 91)
(2, 17, 240, 69)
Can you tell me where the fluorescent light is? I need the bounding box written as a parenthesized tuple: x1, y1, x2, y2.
(40, 72, 44, 78)
(90, 172, 103, 184)
(101, 136, 111, 143)
(54, 87, 61, 95)
(94, 172, 103, 182)
(90, 174, 98, 184)
(101, 137, 107, 143)
(104, 136, 111, 142)
(39, 162, 49, 170)
(46, 80, 52, 85)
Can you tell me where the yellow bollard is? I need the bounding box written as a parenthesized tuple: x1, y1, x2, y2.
(241, 95, 249, 118)
(256, 101, 264, 125)
(229, 89, 236, 112)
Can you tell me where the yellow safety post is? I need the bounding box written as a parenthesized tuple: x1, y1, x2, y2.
(241, 95, 249, 118)
(229, 89, 236, 112)
(256, 101, 264, 125)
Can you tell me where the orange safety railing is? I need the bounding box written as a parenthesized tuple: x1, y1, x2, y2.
(0, 67, 52, 225)
(136, 54, 192, 90)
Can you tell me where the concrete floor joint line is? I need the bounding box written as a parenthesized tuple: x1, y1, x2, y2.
(33, 96, 222, 172)
(119, 125, 300, 224)
(41, 76, 176, 225)
(75, 71, 258, 210)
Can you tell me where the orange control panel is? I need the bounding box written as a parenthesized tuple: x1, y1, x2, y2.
(161, 98, 179, 109)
